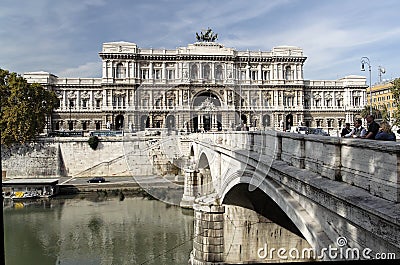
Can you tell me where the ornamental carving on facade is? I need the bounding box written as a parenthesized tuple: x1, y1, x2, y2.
(154, 92, 163, 100)
(284, 91, 295, 97)
(114, 90, 126, 96)
(263, 91, 272, 100)
(81, 91, 90, 99)
(228, 91, 233, 103)
(313, 92, 321, 99)
(55, 91, 63, 99)
(250, 91, 259, 98)
(198, 98, 216, 111)
(183, 91, 189, 103)
(94, 91, 103, 99)
(166, 91, 176, 99)
(142, 91, 150, 99)
(67, 91, 76, 99)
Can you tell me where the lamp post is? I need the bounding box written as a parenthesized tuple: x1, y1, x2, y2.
(361, 57, 372, 115)
(0, 85, 4, 265)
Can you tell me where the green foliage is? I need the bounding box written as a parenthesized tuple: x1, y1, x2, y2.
(360, 105, 381, 119)
(0, 68, 58, 145)
(390, 78, 400, 126)
(88, 136, 99, 150)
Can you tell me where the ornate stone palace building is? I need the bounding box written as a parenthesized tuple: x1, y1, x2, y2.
(24, 38, 367, 134)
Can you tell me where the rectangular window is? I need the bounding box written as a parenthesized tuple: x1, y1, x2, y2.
(155, 99, 161, 109)
(240, 71, 246, 81)
(326, 99, 332, 107)
(251, 71, 257, 80)
(141, 69, 149, 79)
(69, 99, 75, 108)
(82, 100, 87, 109)
(142, 99, 148, 109)
(154, 69, 161, 80)
(96, 99, 101, 109)
(167, 69, 175, 80)
(263, 70, 270, 80)
(168, 99, 174, 109)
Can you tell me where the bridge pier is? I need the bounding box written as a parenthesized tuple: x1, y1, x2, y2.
(181, 168, 198, 208)
(191, 197, 225, 265)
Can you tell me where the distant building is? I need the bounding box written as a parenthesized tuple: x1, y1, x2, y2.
(367, 80, 396, 122)
(24, 35, 367, 133)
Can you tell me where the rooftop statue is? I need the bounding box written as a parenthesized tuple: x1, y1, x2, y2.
(196, 28, 218, 42)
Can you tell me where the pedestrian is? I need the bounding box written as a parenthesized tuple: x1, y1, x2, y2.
(362, 114, 380, 139)
(344, 119, 366, 138)
(341, 123, 351, 137)
(375, 121, 396, 141)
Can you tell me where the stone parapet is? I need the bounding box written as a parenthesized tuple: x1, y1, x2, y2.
(192, 131, 400, 203)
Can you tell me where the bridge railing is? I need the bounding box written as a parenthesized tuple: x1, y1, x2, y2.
(190, 131, 400, 203)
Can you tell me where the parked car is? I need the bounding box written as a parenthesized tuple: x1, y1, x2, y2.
(87, 177, 106, 183)
(290, 126, 309, 134)
(311, 128, 330, 136)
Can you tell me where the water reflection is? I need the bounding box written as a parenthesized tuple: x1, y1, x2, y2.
(4, 195, 194, 265)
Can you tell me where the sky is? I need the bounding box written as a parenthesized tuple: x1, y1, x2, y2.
(1, 0, 399, 83)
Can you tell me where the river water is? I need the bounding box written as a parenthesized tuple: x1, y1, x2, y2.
(4, 195, 194, 265)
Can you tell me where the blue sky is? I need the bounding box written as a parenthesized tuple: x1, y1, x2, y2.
(1, 0, 399, 82)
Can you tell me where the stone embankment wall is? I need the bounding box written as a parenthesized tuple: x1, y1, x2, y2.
(1, 141, 64, 178)
(1, 137, 165, 178)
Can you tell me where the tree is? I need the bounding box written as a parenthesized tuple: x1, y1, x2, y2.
(360, 105, 380, 119)
(390, 78, 400, 126)
(88, 136, 99, 150)
(0, 69, 58, 145)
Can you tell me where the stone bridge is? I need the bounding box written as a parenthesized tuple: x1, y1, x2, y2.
(180, 131, 400, 264)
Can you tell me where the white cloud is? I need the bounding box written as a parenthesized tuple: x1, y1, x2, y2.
(58, 62, 102, 78)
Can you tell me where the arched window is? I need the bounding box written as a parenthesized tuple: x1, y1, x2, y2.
(215, 65, 223, 80)
(116, 63, 125, 78)
(190, 64, 198, 80)
(203, 64, 211, 80)
(262, 114, 271, 127)
(285, 66, 292, 80)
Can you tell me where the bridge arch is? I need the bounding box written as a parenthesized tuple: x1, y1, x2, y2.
(219, 169, 331, 252)
(196, 152, 216, 196)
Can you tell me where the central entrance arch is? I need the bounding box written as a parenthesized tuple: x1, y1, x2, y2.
(192, 91, 222, 132)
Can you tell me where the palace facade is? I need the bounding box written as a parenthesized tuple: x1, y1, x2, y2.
(24, 40, 367, 134)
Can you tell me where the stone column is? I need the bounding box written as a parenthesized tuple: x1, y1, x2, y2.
(212, 114, 218, 130)
(199, 114, 203, 131)
(191, 202, 225, 265)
